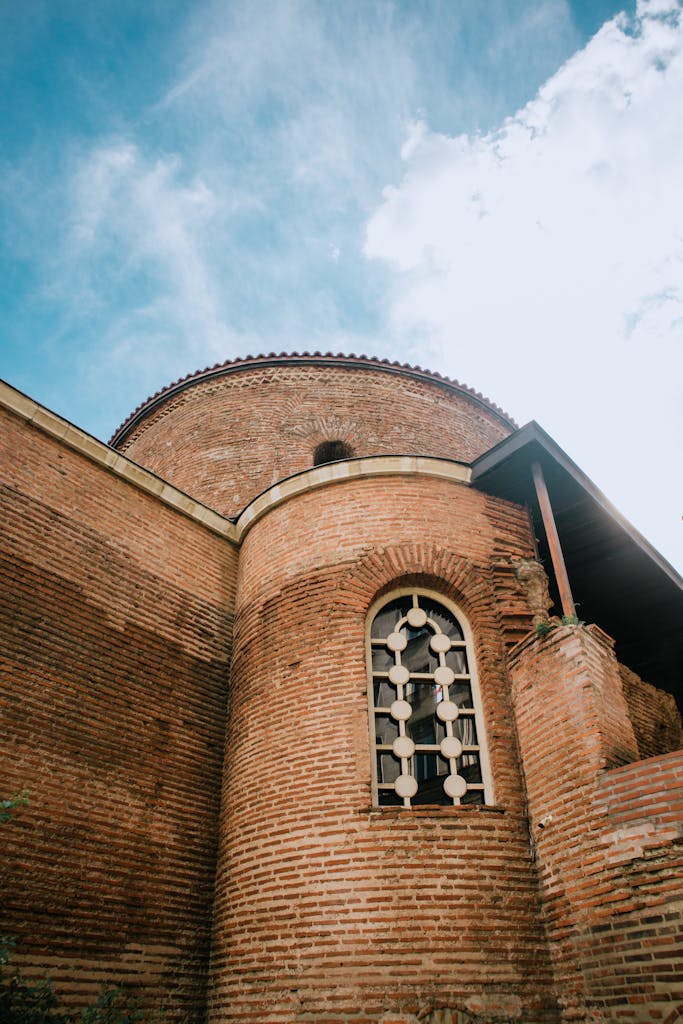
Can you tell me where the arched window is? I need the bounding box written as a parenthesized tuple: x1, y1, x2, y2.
(313, 440, 354, 466)
(366, 589, 492, 808)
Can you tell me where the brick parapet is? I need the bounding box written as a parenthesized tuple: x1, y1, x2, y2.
(509, 626, 683, 1021)
(619, 664, 683, 759)
(595, 749, 683, 854)
(110, 353, 516, 445)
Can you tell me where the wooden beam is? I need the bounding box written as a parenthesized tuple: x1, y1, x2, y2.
(531, 460, 576, 620)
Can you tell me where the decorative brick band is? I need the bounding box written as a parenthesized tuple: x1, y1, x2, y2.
(109, 352, 517, 445)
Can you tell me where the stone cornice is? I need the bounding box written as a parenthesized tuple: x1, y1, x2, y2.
(235, 455, 471, 540)
(0, 379, 238, 544)
(2, 380, 474, 548)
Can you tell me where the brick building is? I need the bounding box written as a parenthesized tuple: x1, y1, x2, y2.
(1, 352, 682, 1024)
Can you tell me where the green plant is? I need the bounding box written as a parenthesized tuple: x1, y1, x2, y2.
(77, 988, 164, 1024)
(1, 791, 27, 993)
(0, 978, 163, 1024)
(0, 973, 68, 1024)
(1, 934, 16, 967)
(561, 614, 584, 626)
(0, 792, 29, 824)
(534, 619, 554, 638)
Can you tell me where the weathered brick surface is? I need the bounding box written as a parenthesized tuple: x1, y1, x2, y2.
(3, 357, 682, 1024)
(0, 407, 237, 1021)
(116, 362, 512, 518)
(509, 626, 683, 1022)
(206, 476, 558, 1023)
(620, 664, 683, 760)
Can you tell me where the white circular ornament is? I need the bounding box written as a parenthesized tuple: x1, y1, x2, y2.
(443, 773, 467, 799)
(430, 633, 451, 654)
(440, 736, 463, 759)
(390, 699, 412, 721)
(388, 664, 410, 686)
(436, 700, 459, 722)
(394, 773, 418, 799)
(434, 665, 455, 687)
(406, 607, 427, 628)
(387, 631, 407, 652)
(392, 735, 415, 758)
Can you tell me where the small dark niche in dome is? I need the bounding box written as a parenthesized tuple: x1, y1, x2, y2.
(313, 440, 354, 466)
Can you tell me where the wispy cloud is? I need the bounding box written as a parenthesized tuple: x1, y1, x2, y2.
(4, 0, 646, 492)
(365, 0, 683, 568)
(67, 140, 234, 355)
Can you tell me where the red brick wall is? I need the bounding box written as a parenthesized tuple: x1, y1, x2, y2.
(116, 363, 512, 518)
(620, 664, 683, 760)
(6, 364, 681, 1024)
(207, 475, 559, 1023)
(509, 625, 683, 1022)
(587, 752, 683, 1014)
(0, 408, 237, 1021)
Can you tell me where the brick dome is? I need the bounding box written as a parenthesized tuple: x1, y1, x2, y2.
(111, 353, 515, 517)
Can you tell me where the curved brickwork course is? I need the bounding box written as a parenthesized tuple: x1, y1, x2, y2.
(113, 356, 514, 518)
(3, 354, 680, 1024)
(207, 473, 558, 1023)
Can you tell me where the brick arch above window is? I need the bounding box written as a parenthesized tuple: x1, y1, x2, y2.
(332, 541, 504, 644)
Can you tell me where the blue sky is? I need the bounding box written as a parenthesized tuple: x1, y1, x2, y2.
(1, 0, 682, 571)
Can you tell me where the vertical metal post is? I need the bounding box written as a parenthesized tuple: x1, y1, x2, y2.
(531, 460, 576, 620)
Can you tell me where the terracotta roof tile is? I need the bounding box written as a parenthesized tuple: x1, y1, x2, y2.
(109, 351, 516, 445)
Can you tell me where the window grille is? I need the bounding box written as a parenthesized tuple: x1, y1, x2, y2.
(367, 590, 491, 807)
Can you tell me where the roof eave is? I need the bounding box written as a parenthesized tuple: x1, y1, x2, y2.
(471, 421, 683, 701)
(472, 421, 682, 589)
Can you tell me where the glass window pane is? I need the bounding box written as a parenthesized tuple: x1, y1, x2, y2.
(374, 714, 399, 745)
(413, 750, 449, 783)
(448, 680, 473, 708)
(413, 762, 451, 805)
(378, 788, 403, 806)
(457, 752, 483, 785)
(371, 597, 412, 638)
(402, 628, 436, 673)
(376, 751, 400, 784)
(408, 716, 435, 745)
(405, 684, 448, 746)
(373, 679, 395, 707)
(422, 599, 464, 641)
(413, 780, 449, 805)
(414, 750, 436, 783)
(445, 648, 469, 674)
(371, 647, 394, 672)
(461, 788, 485, 806)
(452, 715, 478, 748)
(406, 681, 440, 717)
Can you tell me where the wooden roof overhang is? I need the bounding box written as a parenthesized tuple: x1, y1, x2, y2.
(471, 422, 683, 706)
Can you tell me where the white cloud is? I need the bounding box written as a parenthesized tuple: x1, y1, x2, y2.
(66, 140, 237, 358)
(365, 0, 683, 571)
